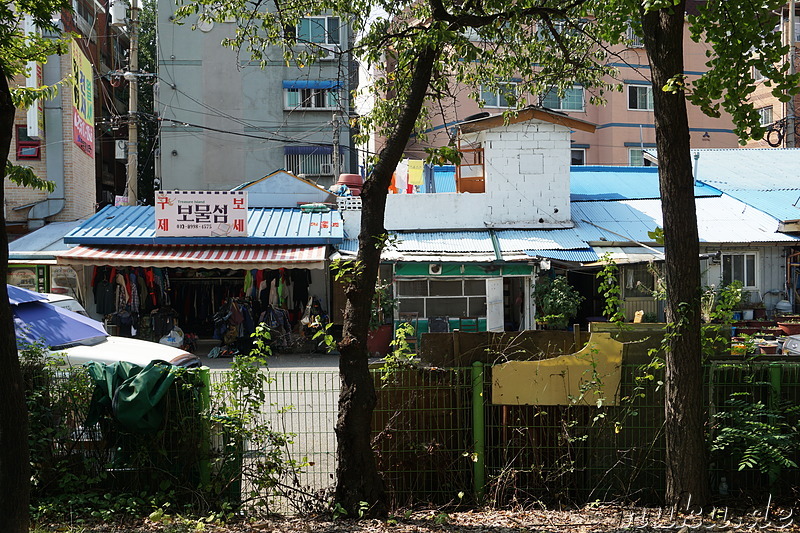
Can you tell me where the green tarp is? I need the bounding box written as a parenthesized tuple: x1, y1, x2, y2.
(86, 360, 179, 432)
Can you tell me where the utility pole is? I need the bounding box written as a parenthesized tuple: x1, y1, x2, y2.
(789, 0, 796, 148)
(331, 112, 341, 178)
(126, 0, 139, 205)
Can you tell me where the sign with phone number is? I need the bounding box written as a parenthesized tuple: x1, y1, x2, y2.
(155, 190, 248, 237)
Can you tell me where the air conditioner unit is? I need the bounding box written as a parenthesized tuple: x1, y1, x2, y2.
(319, 163, 333, 175)
(319, 44, 337, 61)
(428, 263, 442, 275)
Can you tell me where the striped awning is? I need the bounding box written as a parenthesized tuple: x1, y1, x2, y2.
(55, 245, 327, 270)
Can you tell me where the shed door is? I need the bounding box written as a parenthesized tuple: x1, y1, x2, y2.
(486, 277, 504, 332)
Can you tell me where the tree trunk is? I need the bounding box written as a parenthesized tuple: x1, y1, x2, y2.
(335, 46, 438, 518)
(641, 2, 709, 507)
(0, 68, 32, 532)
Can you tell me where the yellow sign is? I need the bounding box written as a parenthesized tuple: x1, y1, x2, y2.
(492, 333, 623, 406)
(71, 40, 94, 157)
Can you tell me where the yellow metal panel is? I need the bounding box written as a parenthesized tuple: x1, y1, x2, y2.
(491, 333, 623, 406)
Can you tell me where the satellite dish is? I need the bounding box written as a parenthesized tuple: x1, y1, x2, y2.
(196, 19, 214, 32)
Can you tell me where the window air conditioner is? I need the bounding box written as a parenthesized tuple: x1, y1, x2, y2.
(319, 163, 333, 175)
(429, 264, 442, 275)
(319, 44, 337, 61)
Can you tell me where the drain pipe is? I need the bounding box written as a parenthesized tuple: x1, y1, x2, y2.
(26, 49, 66, 229)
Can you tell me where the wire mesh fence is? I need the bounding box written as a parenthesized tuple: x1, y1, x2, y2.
(30, 359, 800, 514)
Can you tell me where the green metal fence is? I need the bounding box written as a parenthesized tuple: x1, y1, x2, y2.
(32, 360, 800, 513)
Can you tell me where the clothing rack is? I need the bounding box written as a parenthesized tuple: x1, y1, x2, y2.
(170, 277, 245, 282)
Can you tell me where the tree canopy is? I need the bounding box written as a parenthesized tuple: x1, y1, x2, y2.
(174, 0, 797, 516)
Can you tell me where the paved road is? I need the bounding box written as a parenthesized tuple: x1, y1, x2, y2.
(200, 352, 341, 510)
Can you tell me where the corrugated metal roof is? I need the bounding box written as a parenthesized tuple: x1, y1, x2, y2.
(710, 189, 800, 223)
(570, 166, 721, 201)
(64, 205, 343, 245)
(684, 149, 800, 222)
(525, 249, 599, 262)
(390, 231, 495, 253)
(9, 221, 82, 255)
(339, 229, 597, 263)
(573, 196, 800, 244)
(690, 148, 800, 190)
(495, 229, 588, 251)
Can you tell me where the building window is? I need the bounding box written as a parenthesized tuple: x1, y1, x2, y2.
(627, 84, 654, 110)
(628, 148, 653, 167)
(16, 125, 41, 159)
(480, 82, 516, 108)
(541, 86, 584, 111)
(396, 278, 487, 318)
(757, 106, 773, 126)
(626, 23, 644, 47)
(570, 149, 585, 165)
(623, 263, 655, 298)
(753, 66, 765, 82)
(284, 145, 336, 176)
(722, 253, 757, 288)
(297, 16, 340, 45)
(284, 85, 340, 110)
(72, 0, 96, 34)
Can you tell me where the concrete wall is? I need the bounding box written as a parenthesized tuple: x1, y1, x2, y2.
(384, 119, 572, 231)
(157, 1, 354, 190)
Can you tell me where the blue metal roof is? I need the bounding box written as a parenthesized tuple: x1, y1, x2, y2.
(340, 229, 597, 263)
(495, 229, 588, 251)
(525, 249, 599, 262)
(64, 205, 344, 245)
(391, 231, 495, 253)
(573, 196, 800, 244)
(570, 166, 721, 201)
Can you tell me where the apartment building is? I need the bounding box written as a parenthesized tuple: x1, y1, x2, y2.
(400, 19, 740, 166)
(156, 4, 358, 191)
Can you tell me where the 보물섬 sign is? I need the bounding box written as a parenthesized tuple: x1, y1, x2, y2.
(155, 191, 248, 238)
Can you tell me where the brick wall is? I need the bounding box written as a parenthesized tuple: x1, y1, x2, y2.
(4, 54, 97, 228)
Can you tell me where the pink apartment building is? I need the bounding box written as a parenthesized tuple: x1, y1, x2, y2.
(400, 20, 741, 166)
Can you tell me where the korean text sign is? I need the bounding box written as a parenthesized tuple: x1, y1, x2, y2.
(155, 191, 248, 237)
(71, 40, 94, 157)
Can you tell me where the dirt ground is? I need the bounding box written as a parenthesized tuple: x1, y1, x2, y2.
(35, 505, 800, 532)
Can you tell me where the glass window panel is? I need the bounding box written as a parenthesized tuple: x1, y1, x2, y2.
(571, 149, 585, 165)
(562, 87, 584, 110)
(326, 17, 340, 44)
(469, 297, 487, 317)
(746, 254, 756, 287)
(399, 298, 425, 315)
(722, 255, 732, 286)
(285, 89, 299, 108)
(464, 279, 486, 296)
(623, 264, 654, 297)
(326, 89, 339, 108)
(480, 86, 498, 107)
(430, 280, 462, 296)
(541, 88, 559, 108)
(397, 280, 428, 296)
(314, 89, 326, 107)
(299, 17, 326, 43)
(427, 297, 468, 317)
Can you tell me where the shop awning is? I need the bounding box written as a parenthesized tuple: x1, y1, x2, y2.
(55, 245, 328, 270)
